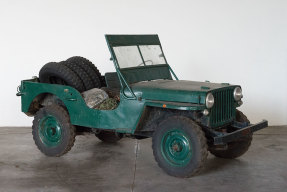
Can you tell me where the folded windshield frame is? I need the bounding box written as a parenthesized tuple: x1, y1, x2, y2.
(105, 35, 178, 99)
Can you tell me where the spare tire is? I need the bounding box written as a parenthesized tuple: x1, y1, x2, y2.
(39, 62, 85, 92)
(66, 56, 103, 88)
(63, 61, 94, 91)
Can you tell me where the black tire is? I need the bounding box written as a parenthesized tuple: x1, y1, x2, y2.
(62, 60, 94, 91)
(32, 105, 76, 157)
(209, 110, 253, 159)
(39, 62, 85, 92)
(152, 116, 208, 178)
(236, 110, 250, 124)
(66, 56, 103, 88)
(95, 131, 123, 143)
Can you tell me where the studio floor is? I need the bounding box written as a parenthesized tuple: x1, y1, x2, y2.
(0, 126, 286, 192)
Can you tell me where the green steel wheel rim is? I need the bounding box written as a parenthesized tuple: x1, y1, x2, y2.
(160, 129, 192, 167)
(38, 115, 62, 147)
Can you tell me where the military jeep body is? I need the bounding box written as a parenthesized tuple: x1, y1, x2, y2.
(17, 35, 268, 177)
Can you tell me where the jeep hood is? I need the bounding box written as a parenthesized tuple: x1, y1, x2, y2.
(128, 80, 236, 104)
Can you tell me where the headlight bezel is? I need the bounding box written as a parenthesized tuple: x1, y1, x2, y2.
(205, 93, 214, 109)
(233, 87, 243, 101)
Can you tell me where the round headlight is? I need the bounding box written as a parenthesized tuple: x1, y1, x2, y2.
(234, 87, 243, 101)
(205, 93, 214, 108)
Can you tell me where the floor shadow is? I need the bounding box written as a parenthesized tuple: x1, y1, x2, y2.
(19, 137, 134, 191)
(200, 154, 248, 175)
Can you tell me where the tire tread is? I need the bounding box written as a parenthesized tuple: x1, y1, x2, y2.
(152, 116, 208, 177)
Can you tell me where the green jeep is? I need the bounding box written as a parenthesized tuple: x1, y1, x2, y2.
(17, 35, 268, 177)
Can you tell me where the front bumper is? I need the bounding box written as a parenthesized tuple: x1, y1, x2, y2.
(213, 120, 268, 145)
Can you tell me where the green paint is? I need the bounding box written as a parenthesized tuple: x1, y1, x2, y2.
(209, 87, 236, 127)
(120, 65, 172, 84)
(38, 115, 62, 147)
(201, 86, 210, 90)
(160, 129, 192, 167)
(125, 80, 236, 104)
(105, 34, 161, 46)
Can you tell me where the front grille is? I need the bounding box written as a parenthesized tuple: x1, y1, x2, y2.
(209, 88, 235, 127)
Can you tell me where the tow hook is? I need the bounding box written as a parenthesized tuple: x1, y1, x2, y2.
(16, 85, 24, 96)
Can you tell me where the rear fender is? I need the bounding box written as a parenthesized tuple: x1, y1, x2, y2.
(24, 93, 66, 116)
(19, 80, 96, 125)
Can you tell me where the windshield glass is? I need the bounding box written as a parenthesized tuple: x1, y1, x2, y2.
(113, 45, 166, 68)
(139, 45, 166, 65)
(113, 46, 142, 68)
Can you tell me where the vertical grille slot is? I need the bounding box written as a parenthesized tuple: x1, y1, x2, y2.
(210, 88, 235, 127)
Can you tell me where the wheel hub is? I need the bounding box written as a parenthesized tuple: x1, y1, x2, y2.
(172, 141, 183, 152)
(161, 129, 192, 167)
(39, 115, 62, 147)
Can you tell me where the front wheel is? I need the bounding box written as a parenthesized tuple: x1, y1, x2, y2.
(152, 116, 208, 178)
(32, 105, 76, 157)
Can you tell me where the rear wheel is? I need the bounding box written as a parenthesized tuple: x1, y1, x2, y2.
(152, 116, 208, 178)
(208, 110, 253, 159)
(32, 105, 76, 157)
